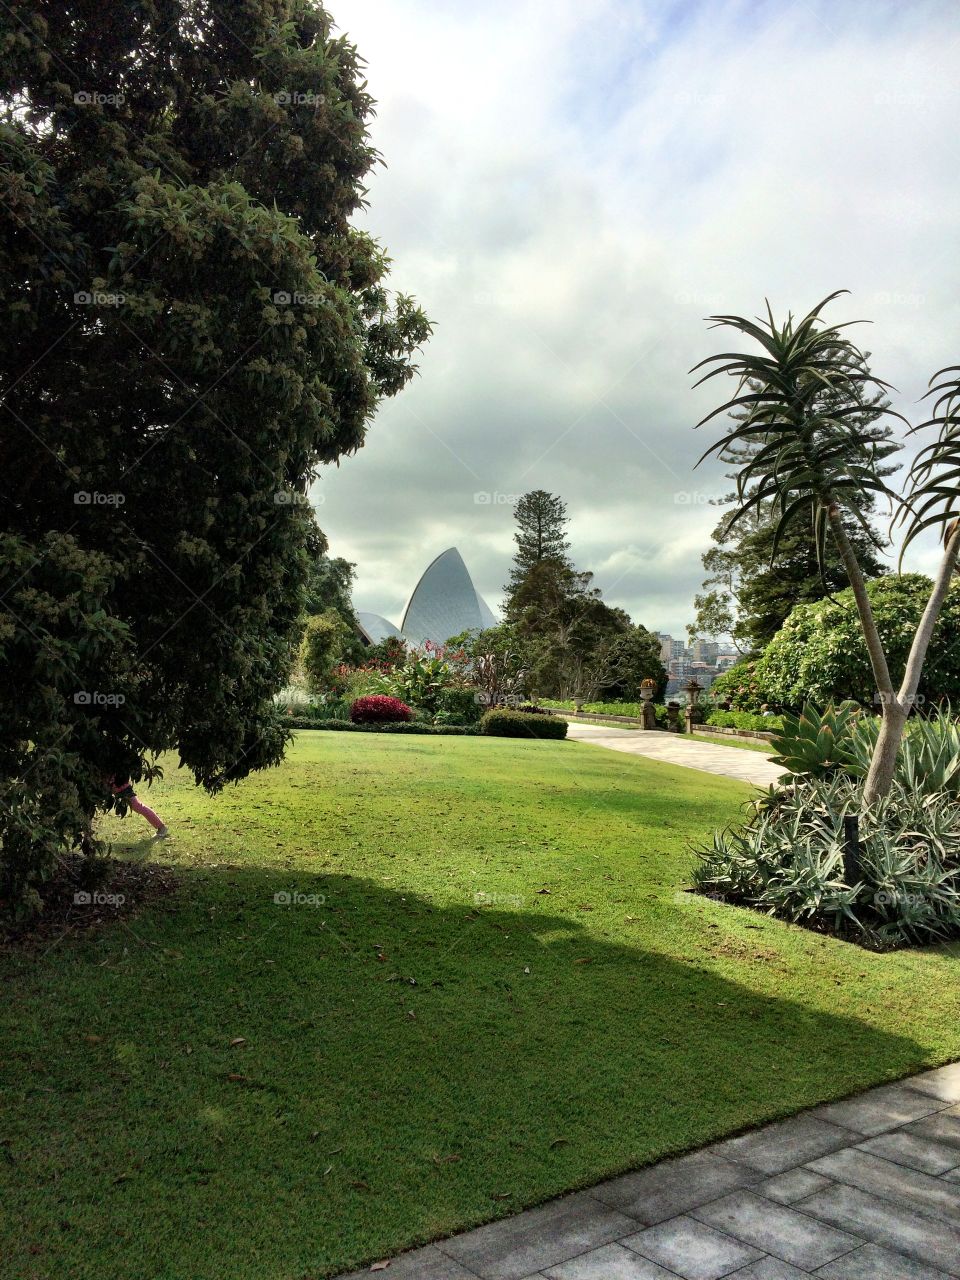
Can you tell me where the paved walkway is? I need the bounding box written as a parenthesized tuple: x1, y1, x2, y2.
(566, 722, 785, 788)
(341, 1063, 960, 1279)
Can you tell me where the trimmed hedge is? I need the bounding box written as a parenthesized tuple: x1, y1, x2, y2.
(480, 709, 568, 739)
(350, 694, 412, 724)
(287, 718, 478, 735)
(705, 709, 783, 733)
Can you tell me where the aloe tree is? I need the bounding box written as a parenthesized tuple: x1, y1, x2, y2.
(693, 292, 960, 804)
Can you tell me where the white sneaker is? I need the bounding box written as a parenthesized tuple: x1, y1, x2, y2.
(154, 825, 170, 840)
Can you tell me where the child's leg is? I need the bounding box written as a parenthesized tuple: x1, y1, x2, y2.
(129, 794, 165, 832)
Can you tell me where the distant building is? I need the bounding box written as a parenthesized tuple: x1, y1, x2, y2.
(357, 548, 497, 650)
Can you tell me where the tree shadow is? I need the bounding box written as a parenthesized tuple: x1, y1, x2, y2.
(0, 861, 942, 1280)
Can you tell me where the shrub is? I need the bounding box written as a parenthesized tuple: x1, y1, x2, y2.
(480, 709, 567, 739)
(707, 660, 770, 712)
(693, 773, 960, 948)
(705, 709, 783, 733)
(755, 575, 960, 711)
(287, 717, 477, 735)
(434, 686, 482, 726)
(349, 695, 412, 725)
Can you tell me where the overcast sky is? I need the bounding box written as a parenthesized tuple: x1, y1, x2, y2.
(313, 0, 960, 638)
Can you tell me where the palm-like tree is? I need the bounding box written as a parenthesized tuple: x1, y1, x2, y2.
(693, 291, 960, 804)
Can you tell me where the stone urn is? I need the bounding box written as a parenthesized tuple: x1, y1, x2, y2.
(684, 679, 704, 734)
(639, 678, 657, 730)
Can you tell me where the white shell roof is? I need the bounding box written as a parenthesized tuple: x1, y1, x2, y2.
(400, 548, 497, 647)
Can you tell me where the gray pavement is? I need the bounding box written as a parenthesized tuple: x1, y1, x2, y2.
(340, 1063, 960, 1279)
(565, 722, 785, 789)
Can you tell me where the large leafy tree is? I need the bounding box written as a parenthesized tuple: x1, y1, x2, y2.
(695, 292, 960, 804)
(0, 0, 430, 911)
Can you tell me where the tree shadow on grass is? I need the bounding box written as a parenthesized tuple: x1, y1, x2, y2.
(0, 860, 941, 1280)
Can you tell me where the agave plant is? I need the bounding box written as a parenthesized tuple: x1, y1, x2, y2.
(694, 773, 960, 947)
(850, 705, 960, 797)
(769, 701, 864, 779)
(693, 293, 960, 804)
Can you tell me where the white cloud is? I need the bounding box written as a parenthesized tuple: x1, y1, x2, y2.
(316, 0, 960, 634)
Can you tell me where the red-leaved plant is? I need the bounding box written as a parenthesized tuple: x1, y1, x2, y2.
(349, 695, 412, 725)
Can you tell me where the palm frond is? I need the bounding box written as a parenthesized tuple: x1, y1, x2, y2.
(692, 293, 902, 569)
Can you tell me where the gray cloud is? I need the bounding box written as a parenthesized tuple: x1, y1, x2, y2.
(315, 0, 960, 635)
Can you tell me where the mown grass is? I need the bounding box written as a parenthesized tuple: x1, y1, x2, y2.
(2, 733, 959, 1279)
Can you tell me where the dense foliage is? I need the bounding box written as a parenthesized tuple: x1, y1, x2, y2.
(349, 695, 412, 725)
(703, 709, 782, 733)
(756, 575, 960, 710)
(480, 709, 568, 739)
(0, 0, 429, 912)
(695, 773, 960, 947)
(501, 492, 666, 702)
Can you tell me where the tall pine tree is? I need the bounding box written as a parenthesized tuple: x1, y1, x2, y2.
(503, 490, 572, 600)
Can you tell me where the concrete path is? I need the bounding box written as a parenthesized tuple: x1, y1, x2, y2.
(566, 722, 785, 789)
(341, 1063, 960, 1279)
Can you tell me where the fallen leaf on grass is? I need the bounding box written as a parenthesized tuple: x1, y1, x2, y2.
(431, 1153, 462, 1167)
(370, 1262, 391, 1272)
(229, 1037, 246, 1047)
(491, 1192, 512, 1201)
(227, 1073, 247, 1082)
(573, 957, 592, 965)
(350, 1180, 371, 1192)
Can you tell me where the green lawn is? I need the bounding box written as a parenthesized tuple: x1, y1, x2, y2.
(3, 733, 960, 1279)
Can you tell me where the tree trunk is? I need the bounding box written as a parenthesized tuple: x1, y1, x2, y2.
(863, 525, 960, 804)
(826, 505, 895, 701)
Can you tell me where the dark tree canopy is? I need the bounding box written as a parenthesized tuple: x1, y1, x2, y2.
(0, 0, 430, 912)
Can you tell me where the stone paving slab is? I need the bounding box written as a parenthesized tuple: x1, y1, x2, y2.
(438, 1191, 636, 1280)
(713, 1113, 854, 1175)
(692, 1190, 861, 1270)
(565, 722, 785, 787)
(815, 1242, 956, 1279)
(337, 1066, 960, 1279)
(811, 1082, 946, 1136)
